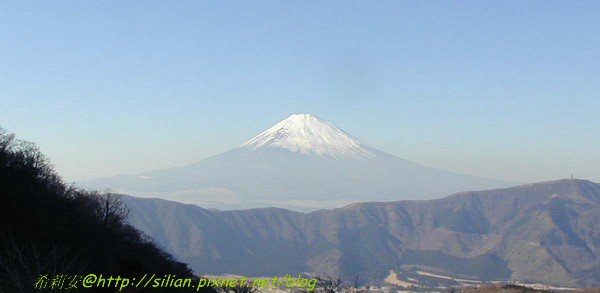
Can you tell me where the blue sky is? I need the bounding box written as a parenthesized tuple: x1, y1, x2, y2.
(1, 1, 599, 183)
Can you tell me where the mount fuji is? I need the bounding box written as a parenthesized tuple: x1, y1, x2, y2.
(80, 114, 515, 210)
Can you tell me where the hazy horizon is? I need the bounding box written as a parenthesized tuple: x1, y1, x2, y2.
(2, 1, 599, 183)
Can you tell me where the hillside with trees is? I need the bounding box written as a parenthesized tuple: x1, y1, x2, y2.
(0, 128, 210, 292)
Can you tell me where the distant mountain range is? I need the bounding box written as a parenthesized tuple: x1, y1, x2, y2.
(123, 179, 600, 287)
(81, 114, 515, 210)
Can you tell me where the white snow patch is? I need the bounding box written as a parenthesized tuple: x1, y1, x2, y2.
(384, 270, 421, 288)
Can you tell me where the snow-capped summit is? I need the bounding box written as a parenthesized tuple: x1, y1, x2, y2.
(80, 113, 515, 210)
(238, 114, 375, 158)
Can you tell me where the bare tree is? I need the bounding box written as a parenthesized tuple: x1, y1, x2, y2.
(0, 237, 86, 292)
(314, 273, 346, 293)
(95, 191, 129, 229)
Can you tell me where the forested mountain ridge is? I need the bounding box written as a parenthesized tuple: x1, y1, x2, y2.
(124, 178, 600, 287)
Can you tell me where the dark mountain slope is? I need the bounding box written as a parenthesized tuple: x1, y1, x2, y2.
(0, 128, 210, 293)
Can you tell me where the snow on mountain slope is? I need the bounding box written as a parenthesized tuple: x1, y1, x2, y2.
(239, 114, 375, 158)
(79, 114, 517, 210)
